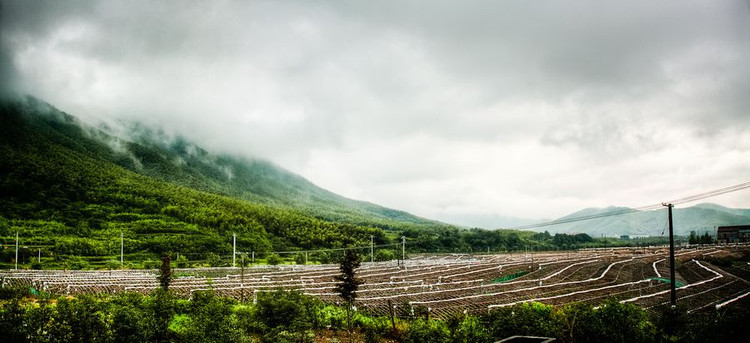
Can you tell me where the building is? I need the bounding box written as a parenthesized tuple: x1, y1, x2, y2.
(716, 225, 750, 243)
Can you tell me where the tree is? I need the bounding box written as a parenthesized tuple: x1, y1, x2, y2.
(159, 253, 172, 291)
(335, 249, 362, 342)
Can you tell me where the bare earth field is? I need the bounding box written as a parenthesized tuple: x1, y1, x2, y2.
(3, 245, 749, 319)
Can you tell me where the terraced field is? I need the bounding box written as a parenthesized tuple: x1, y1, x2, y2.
(3, 245, 749, 319)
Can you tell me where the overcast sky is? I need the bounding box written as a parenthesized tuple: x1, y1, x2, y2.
(2, 0, 749, 227)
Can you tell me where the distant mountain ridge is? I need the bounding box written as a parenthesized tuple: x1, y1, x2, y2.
(527, 203, 750, 237)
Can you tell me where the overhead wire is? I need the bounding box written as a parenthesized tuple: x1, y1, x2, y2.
(505, 180, 750, 231)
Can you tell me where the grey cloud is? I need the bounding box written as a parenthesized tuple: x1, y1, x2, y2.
(2, 0, 749, 221)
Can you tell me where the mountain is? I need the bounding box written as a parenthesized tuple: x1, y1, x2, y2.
(441, 213, 545, 229)
(530, 204, 750, 237)
(95, 119, 439, 229)
(0, 96, 450, 263)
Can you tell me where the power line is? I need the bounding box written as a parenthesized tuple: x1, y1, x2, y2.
(666, 181, 750, 206)
(506, 180, 750, 231)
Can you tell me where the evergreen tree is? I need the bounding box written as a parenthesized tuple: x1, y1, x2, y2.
(159, 253, 172, 291)
(335, 249, 362, 342)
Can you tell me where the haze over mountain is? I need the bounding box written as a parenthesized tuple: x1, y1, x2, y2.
(526, 203, 750, 237)
(1, 95, 439, 231)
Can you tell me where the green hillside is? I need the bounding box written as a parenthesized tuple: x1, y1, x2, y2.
(110, 120, 440, 229)
(0, 96, 396, 267)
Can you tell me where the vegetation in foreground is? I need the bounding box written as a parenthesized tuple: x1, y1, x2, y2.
(1, 285, 747, 343)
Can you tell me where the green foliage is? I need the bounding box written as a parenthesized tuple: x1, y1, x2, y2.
(404, 319, 451, 343)
(265, 253, 281, 266)
(252, 289, 322, 341)
(486, 302, 556, 338)
(109, 292, 151, 343)
(375, 249, 396, 261)
(295, 253, 306, 265)
(175, 254, 190, 268)
(451, 315, 490, 343)
(183, 291, 242, 343)
(0, 296, 25, 342)
(689, 231, 714, 245)
(335, 249, 362, 305)
(105, 260, 121, 270)
(52, 295, 111, 342)
(485, 300, 657, 343)
(142, 259, 159, 269)
(206, 252, 226, 267)
(317, 305, 347, 330)
(0, 284, 745, 343)
(316, 251, 331, 264)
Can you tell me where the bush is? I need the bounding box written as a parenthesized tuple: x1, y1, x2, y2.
(375, 249, 396, 262)
(295, 253, 306, 265)
(485, 302, 555, 338)
(176, 254, 190, 268)
(253, 289, 322, 340)
(317, 252, 331, 264)
(355, 315, 392, 343)
(68, 257, 91, 270)
(184, 290, 242, 343)
(105, 260, 121, 270)
(404, 318, 451, 343)
(317, 305, 346, 330)
(207, 252, 226, 267)
(266, 254, 282, 266)
(447, 315, 489, 343)
(142, 259, 159, 269)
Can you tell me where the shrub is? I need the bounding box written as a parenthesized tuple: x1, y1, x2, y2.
(105, 260, 121, 270)
(176, 254, 190, 268)
(375, 249, 396, 262)
(295, 253, 306, 265)
(404, 318, 451, 343)
(253, 289, 321, 340)
(207, 252, 226, 267)
(266, 254, 282, 266)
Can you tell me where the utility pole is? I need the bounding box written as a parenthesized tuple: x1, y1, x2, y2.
(401, 236, 406, 265)
(370, 235, 374, 263)
(38, 248, 41, 263)
(233, 233, 237, 268)
(240, 254, 246, 302)
(252, 250, 255, 265)
(120, 232, 124, 267)
(663, 203, 677, 307)
(15, 232, 19, 270)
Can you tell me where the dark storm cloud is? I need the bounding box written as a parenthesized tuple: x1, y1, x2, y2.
(2, 0, 749, 224)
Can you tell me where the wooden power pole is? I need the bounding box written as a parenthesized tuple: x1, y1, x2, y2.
(663, 203, 677, 307)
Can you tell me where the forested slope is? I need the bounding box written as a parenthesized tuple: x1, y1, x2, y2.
(0, 96, 390, 265)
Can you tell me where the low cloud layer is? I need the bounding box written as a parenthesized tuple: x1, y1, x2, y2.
(2, 0, 749, 226)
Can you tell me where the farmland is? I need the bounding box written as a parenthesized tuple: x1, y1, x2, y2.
(4, 245, 749, 318)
